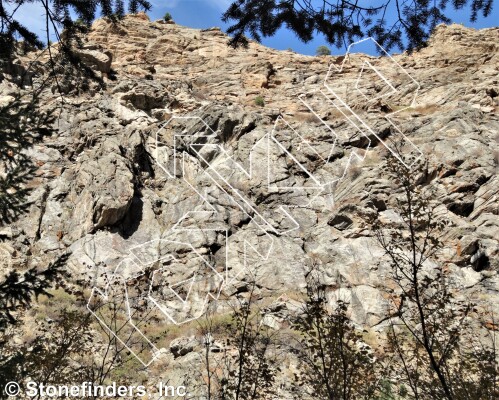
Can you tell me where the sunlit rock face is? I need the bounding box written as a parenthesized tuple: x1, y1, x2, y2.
(2, 13, 498, 392)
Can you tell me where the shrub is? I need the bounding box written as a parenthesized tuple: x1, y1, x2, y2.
(255, 96, 265, 107)
(316, 45, 331, 56)
(163, 12, 172, 22)
(75, 18, 85, 27)
(348, 164, 362, 180)
(293, 270, 380, 399)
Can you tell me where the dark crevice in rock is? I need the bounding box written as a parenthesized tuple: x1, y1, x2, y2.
(447, 200, 475, 217)
(476, 174, 491, 187)
(119, 195, 144, 239)
(132, 137, 156, 181)
(440, 168, 458, 178)
(453, 183, 480, 193)
(486, 88, 498, 98)
(34, 186, 50, 242)
(231, 212, 253, 232)
(371, 198, 387, 212)
(209, 242, 222, 255)
(328, 214, 353, 231)
(234, 120, 257, 141)
(220, 119, 239, 142)
(471, 250, 490, 272)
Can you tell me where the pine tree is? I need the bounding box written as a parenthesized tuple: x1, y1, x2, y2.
(222, 0, 494, 51)
(0, 1, 151, 59)
(0, 2, 150, 386)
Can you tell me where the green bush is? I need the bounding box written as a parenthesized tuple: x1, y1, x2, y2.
(315, 45, 331, 56)
(254, 96, 265, 107)
(163, 12, 172, 22)
(399, 384, 408, 398)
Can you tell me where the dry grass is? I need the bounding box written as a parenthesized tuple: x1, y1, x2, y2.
(294, 112, 320, 124)
(363, 149, 382, 166)
(347, 164, 362, 180)
(276, 289, 306, 303)
(33, 288, 79, 321)
(392, 103, 441, 115)
(145, 311, 235, 350)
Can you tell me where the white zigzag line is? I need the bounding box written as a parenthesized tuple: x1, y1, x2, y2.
(323, 37, 423, 169)
(88, 37, 425, 367)
(86, 280, 161, 367)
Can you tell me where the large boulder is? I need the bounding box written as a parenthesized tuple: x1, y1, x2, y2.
(74, 45, 112, 73)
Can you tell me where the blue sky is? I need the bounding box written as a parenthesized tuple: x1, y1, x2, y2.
(149, 0, 498, 55)
(8, 0, 499, 56)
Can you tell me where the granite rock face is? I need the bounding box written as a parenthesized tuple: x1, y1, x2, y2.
(1, 13, 498, 395)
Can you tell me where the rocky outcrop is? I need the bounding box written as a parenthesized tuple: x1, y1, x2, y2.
(74, 44, 113, 73)
(1, 14, 498, 396)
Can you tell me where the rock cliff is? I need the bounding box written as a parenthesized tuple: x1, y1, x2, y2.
(1, 12, 498, 395)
